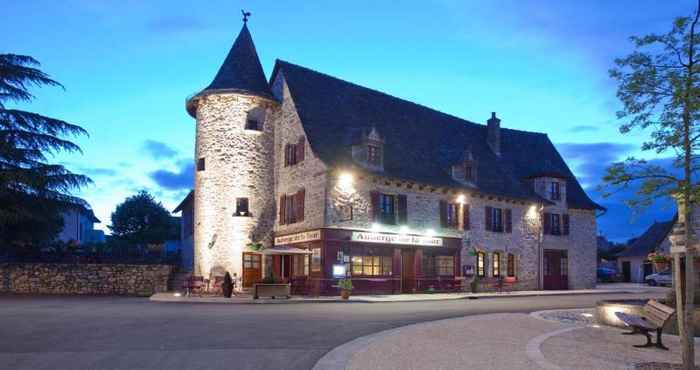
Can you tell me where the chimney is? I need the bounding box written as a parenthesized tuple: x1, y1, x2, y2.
(487, 112, 501, 156)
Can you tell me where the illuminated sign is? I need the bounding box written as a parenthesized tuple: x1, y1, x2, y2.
(351, 232, 443, 247)
(274, 230, 321, 245)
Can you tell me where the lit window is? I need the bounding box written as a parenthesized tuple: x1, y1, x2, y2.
(293, 255, 308, 277)
(492, 252, 501, 277)
(351, 255, 392, 276)
(476, 251, 486, 277)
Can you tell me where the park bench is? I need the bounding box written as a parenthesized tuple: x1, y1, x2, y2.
(614, 299, 675, 350)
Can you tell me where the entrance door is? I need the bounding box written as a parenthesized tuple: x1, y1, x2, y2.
(643, 263, 653, 281)
(622, 261, 631, 283)
(242, 253, 261, 288)
(401, 249, 415, 293)
(543, 250, 568, 290)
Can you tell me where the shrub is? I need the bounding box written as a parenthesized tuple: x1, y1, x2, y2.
(338, 279, 353, 291)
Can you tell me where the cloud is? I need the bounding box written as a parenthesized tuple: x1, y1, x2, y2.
(81, 167, 117, 177)
(146, 15, 205, 34)
(569, 125, 599, 133)
(556, 142, 635, 188)
(142, 140, 179, 160)
(149, 161, 193, 191)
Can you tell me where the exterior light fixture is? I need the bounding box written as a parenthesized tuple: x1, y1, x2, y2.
(425, 229, 435, 237)
(399, 226, 410, 235)
(173, 292, 182, 297)
(338, 172, 354, 187)
(372, 223, 381, 232)
(456, 194, 466, 204)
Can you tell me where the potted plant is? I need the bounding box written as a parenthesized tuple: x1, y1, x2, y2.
(222, 272, 233, 298)
(338, 279, 353, 300)
(648, 252, 671, 271)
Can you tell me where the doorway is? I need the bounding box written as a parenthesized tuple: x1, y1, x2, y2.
(543, 249, 569, 290)
(621, 261, 631, 282)
(401, 249, 415, 293)
(242, 253, 261, 288)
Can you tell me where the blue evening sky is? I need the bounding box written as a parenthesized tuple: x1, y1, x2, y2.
(2, 1, 693, 241)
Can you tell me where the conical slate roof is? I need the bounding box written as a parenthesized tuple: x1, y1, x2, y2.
(203, 24, 273, 99)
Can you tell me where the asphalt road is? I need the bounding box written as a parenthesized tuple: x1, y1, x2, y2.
(0, 292, 663, 370)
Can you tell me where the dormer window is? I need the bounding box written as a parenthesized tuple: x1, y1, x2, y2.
(550, 182, 561, 201)
(368, 145, 381, 166)
(465, 164, 474, 182)
(452, 148, 477, 184)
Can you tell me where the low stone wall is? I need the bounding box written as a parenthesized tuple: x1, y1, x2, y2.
(0, 263, 172, 296)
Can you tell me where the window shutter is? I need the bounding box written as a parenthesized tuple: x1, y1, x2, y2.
(543, 212, 551, 235)
(284, 144, 289, 167)
(298, 188, 305, 222)
(297, 137, 305, 162)
(485, 206, 493, 231)
(462, 204, 470, 230)
(505, 209, 512, 233)
(370, 191, 380, 222)
(439, 200, 448, 227)
(397, 194, 407, 224)
(279, 195, 286, 225)
(563, 214, 570, 235)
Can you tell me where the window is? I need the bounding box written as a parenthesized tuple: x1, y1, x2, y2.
(492, 252, 501, 277)
(284, 138, 305, 167)
(476, 251, 486, 277)
(446, 203, 459, 228)
(423, 255, 455, 276)
(235, 198, 249, 216)
(550, 182, 561, 201)
(379, 193, 396, 225)
(279, 189, 305, 225)
(245, 119, 261, 131)
(351, 255, 392, 276)
(465, 165, 474, 181)
(507, 253, 516, 277)
(561, 252, 568, 277)
(197, 158, 205, 171)
(293, 255, 309, 276)
(492, 208, 504, 232)
(368, 145, 381, 166)
(311, 248, 321, 272)
(551, 214, 561, 235)
(243, 253, 261, 269)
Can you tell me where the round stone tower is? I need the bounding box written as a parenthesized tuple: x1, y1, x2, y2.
(186, 22, 277, 278)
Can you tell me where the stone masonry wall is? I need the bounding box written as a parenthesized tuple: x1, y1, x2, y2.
(193, 93, 277, 277)
(0, 263, 171, 296)
(272, 73, 328, 236)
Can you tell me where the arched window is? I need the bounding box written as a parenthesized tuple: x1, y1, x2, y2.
(476, 251, 486, 278)
(245, 107, 265, 131)
(492, 252, 501, 277)
(507, 253, 516, 277)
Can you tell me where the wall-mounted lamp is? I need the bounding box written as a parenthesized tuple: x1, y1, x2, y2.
(425, 229, 436, 237)
(456, 194, 466, 204)
(338, 172, 354, 188)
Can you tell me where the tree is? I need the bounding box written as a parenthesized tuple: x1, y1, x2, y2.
(109, 191, 178, 247)
(0, 54, 91, 247)
(602, 2, 700, 368)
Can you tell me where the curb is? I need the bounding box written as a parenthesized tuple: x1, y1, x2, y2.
(149, 289, 657, 305)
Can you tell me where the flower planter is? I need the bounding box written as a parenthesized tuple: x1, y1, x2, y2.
(253, 283, 290, 299)
(340, 289, 351, 300)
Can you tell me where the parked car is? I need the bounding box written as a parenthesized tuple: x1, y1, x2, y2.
(645, 271, 672, 286)
(597, 267, 617, 282)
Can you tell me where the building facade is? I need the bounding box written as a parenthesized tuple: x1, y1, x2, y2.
(177, 21, 603, 294)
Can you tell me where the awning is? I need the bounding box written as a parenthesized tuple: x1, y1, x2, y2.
(261, 246, 313, 255)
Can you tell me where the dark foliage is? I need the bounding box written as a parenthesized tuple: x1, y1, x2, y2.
(109, 191, 179, 246)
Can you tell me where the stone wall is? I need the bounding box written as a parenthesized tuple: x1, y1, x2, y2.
(192, 92, 278, 277)
(0, 263, 172, 296)
(272, 73, 329, 236)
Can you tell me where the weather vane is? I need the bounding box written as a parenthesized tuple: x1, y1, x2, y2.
(242, 10, 251, 24)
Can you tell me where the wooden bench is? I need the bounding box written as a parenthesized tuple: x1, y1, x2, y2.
(614, 299, 675, 350)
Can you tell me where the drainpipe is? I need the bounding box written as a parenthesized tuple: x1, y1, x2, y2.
(537, 203, 544, 290)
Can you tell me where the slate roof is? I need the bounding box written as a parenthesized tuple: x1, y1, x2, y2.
(173, 190, 193, 213)
(618, 219, 675, 258)
(190, 24, 273, 108)
(271, 60, 603, 210)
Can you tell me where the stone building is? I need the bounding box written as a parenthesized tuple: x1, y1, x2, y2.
(175, 20, 603, 294)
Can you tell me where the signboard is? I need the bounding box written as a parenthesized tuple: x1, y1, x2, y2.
(274, 230, 321, 245)
(351, 231, 443, 247)
(462, 265, 474, 276)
